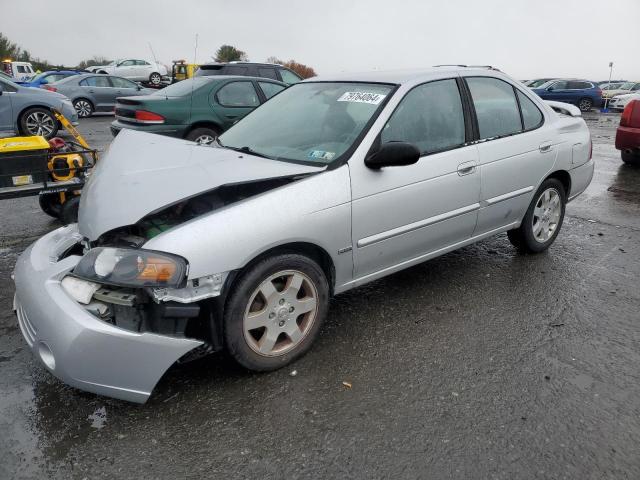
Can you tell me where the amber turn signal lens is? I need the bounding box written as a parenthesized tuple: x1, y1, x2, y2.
(137, 257, 178, 283)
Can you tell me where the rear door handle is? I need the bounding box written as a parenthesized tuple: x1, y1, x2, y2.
(457, 161, 477, 176)
(539, 141, 553, 153)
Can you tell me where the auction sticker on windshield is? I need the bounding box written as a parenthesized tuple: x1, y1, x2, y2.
(337, 92, 386, 105)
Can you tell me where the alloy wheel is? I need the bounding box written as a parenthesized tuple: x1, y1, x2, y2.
(150, 73, 161, 85)
(579, 99, 592, 112)
(74, 100, 92, 117)
(532, 188, 561, 243)
(194, 134, 216, 144)
(25, 111, 55, 136)
(243, 270, 319, 357)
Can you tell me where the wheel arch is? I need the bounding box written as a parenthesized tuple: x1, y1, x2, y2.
(184, 121, 223, 138)
(16, 104, 57, 134)
(546, 169, 572, 197)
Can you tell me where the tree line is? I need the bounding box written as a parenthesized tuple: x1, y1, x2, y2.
(1, 33, 316, 79)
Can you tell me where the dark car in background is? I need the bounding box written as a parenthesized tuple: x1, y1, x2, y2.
(195, 62, 302, 85)
(110, 75, 287, 144)
(17, 70, 84, 89)
(44, 73, 155, 117)
(531, 79, 602, 112)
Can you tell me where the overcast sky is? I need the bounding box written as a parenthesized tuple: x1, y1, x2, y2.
(4, 0, 639, 81)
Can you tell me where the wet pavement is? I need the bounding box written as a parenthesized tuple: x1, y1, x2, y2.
(1, 113, 639, 479)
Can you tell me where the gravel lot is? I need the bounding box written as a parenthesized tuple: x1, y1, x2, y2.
(1, 112, 639, 480)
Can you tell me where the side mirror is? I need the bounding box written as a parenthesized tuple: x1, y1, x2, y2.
(547, 86, 555, 92)
(365, 141, 420, 169)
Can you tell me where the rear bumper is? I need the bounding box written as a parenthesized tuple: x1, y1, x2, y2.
(615, 126, 640, 151)
(13, 225, 202, 403)
(110, 120, 186, 138)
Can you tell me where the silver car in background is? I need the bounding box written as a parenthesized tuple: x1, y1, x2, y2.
(0, 75, 78, 138)
(13, 67, 594, 403)
(47, 74, 155, 118)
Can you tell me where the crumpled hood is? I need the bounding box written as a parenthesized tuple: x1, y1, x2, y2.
(78, 129, 324, 240)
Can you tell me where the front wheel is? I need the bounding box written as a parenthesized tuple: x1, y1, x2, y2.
(224, 254, 329, 371)
(507, 178, 566, 253)
(578, 97, 593, 112)
(20, 108, 59, 138)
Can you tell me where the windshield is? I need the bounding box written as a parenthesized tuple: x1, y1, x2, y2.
(151, 77, 211, 97)
(218, 82, 394, 165)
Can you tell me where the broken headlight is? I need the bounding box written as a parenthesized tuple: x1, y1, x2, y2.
(73, 247, 188, 288)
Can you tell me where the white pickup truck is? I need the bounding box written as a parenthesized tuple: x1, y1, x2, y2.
(2, 61, 35, 82)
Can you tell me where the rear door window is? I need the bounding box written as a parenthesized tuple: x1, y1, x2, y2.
(568, 81, 591, 90)
(110, 77, 138, 88)
(258, 67, 278, 80)
(224, 66, 249, 76)
(381, 79, 466, 154)
(80, 76, 111, 87)
(216, 81, 260, 107)
(258, 81, 285, 99)
(467, 77, 522, 139)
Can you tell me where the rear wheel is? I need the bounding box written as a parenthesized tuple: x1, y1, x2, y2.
(186, 127, 220, 145)
(621, 150, 640, 166)
(578, 97, 593, 112)
(73, 98, 94, 118)
(20, 107, 58, 138)
(149, 72, 162, 86)
(507, 178, 566, 253)
(224, 254, 329, 371)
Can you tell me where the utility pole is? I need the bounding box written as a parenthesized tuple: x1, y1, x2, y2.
(603, 61, 614, 112)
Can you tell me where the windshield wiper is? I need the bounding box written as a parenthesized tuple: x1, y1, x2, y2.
(221, 144, 274, 160)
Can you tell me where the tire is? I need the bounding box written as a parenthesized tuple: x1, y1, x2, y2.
(507, 178, 566, 253)
(578, 97, 593, 112)
(38, 194, 62, 218)
(20, 107, 58, 139)
(60, 196, 81, 225)
(186, 127, 220, 145)
(224, 254, 329, 371)
(621, 150, 640, 166)
(73, 98, 94, 118)
(149, 72, 162, 86)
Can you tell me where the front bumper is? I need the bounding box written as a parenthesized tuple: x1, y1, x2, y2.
(13, 225, 202, 403)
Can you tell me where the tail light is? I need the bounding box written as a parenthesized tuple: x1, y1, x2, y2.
(134, 110, 165, 124)
(620, 100, 640, 128)
(42, 85, 57, 92)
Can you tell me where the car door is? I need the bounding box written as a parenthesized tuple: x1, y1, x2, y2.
(109, 76, 141, 101)
(79, 76, 114, 111)
(543, 80, 570, 102)
(212, 80, 260, 129)
(0, 79, 15, 132)
(115, 60, 138, 79)
(465, 76, 556, 235)
(350, 78, 481, 280)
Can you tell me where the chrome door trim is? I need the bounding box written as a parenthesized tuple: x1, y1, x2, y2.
(357, 203, 480, 248)
(485, 186, 534, 206)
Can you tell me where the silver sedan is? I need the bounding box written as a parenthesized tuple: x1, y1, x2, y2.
(13, 67, 594, 402)
(47, 73, 154, 117)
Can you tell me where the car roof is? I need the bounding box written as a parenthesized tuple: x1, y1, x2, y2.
(200, 62, 285, 68)
(306, 67, 505, 85)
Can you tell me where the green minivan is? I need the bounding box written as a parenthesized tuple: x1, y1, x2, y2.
(110, 76, 287, 144)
